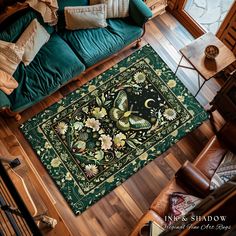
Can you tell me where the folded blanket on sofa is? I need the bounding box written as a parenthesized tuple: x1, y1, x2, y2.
(26, 0, 58, 25)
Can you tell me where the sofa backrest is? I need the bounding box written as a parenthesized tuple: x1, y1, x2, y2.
(0, 9, 54, 42)
(56, 0, 89, 29)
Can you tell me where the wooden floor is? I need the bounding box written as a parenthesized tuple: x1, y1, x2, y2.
(0, 12, 225, 236)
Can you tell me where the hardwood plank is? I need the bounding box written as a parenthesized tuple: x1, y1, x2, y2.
(122, 178, 151, 212)
(154, 155, 176, 180)
(114, 186, 143, 220)
(122, 159, 171, 215)
(153, 16, 187, 50)
(164, 153, 182, 172)
(168, 144, 190, 164)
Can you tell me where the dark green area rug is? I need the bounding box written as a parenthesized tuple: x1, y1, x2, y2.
(21, 45, 208, 215)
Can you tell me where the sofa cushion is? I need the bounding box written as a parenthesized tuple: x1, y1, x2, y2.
(60, 27, 122, 67)
(9, 34, 85, 112)
(0, 9, 54, 43)
(107, 18, 143, 46)
(210, 151, 236, 190)
(59, 18, 143, 67)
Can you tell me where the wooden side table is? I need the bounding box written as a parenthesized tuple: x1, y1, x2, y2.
(175, 32, 236, 97)
(144, 0, 167, 17)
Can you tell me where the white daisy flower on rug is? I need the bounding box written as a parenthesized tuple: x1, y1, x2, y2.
(167, 79, 177, 88)
(85, 118, 100, 131)
(99, 134, 112, 150)
(56, 121, 68, 135)
(92, 107, 107, 119)
(85, 164, 98, 177)
(51, 158, 61, 168)
(163, 108, 177, 121)
(113, 132, 126, 148)
(134, 72, 146, 83)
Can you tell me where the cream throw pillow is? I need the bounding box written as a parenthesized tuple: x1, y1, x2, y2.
(16, 19, 50, 66)
(0, 69, 18, 95)
(0, 40, 24, 75)
(64, 4, 107, 30)
(90, 0, 129, 18)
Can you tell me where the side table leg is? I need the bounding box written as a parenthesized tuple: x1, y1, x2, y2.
(175, 55, 183, 75)
(195, 74, 205, 97)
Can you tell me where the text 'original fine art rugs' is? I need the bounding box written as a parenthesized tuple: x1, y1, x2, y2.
(21, 45, 208, 214)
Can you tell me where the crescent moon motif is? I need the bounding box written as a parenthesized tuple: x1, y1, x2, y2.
(144, 99, 155, 109)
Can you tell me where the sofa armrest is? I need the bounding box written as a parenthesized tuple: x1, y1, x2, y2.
(129, 0, 153, 27)
(0, 90, 11, 109)
(175, 161, 211, 198)
(193, 136, 227, 179)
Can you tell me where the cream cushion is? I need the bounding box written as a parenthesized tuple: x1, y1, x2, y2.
(0, 40, 24, 75)
(16, 19, 50, 66)
(0, 69, 18, 95)
(64, 4, 107, 30)
(90, 0, 129, 18)
(26, 0, 59, 25)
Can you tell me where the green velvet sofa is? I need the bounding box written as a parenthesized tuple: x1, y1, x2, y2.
(0, 0, 152, 120)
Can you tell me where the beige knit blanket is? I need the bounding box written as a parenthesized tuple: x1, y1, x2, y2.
(26, 0, 58, 25)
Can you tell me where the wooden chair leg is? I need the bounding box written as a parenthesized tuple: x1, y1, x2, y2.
(14, 113, 21, 121)
(135, 38, 142, 48)
(1, 108, 21, 121)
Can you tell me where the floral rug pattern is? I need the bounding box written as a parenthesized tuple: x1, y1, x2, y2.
(21, 45, 208, 214)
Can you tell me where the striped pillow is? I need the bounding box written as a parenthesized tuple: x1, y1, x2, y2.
(90, 0, 129, 18)
(210, 151, 236, 190)
(0, 40, 24, 75)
